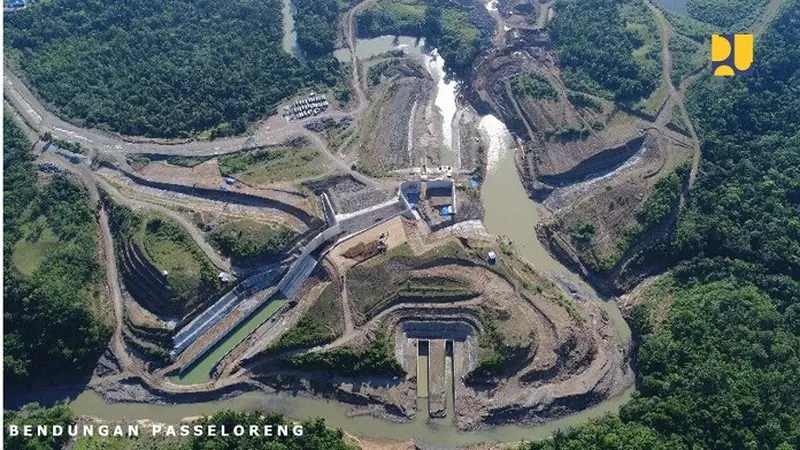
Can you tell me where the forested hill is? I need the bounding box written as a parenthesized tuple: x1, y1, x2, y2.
(525, 2, 800, 449)
(550, 0, 661, 102)
(3, 0, 342, 138)
(675, 2, 800, 314)
(3, 117, 111, 385)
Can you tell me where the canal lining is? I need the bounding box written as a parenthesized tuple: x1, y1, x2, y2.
(417, 340, 430, 399)
(446, 339, 455, 419)
(173, 295, 287, 384)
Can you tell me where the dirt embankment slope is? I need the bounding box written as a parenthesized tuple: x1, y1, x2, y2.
(242, 236, 633, 430)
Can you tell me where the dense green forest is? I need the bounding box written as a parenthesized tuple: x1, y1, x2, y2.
(526, 3, 800, 449)
(4, 0, 343, 138)
(3, 117, 111, 385)
(4, 405, 354, 450)
(357, 0, 426, 36)
(550, 0, 661, 101)
(356, 0, 488, 74)
(687, 0, 769, 29)
(4, 404, 76, 450)
(294, 0, 341, 58)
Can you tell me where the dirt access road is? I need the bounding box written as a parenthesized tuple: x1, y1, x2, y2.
(2, 0, 391, 191)
(3, 60, 378, 188)
(646, 0, 700, 188)
(607, 0, 789, 283)
(648, 0, 789, 188)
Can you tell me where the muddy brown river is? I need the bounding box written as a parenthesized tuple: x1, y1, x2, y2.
(65, 111, 634, 448)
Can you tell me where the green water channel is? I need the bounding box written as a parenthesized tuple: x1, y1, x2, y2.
(172, 296, 287, 385)
(417, 340, 430, 398)
(65, 112, 636, 447)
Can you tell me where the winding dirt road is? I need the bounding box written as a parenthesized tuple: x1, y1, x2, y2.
(6, 0, 790, 418)
(607, 0, 788, 282)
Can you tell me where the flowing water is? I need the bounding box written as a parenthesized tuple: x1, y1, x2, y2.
(65, 114, 634, 447)
(478, 115, 631, 344)
(424, 49, 460, 167)
(50, 38, 638, 446)
(333, 36, 459, 167)
(281, 0, 305, 61)
(70, 387, 632, 447)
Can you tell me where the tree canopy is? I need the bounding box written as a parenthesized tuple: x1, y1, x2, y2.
(4, 0, 343, 138)
(294, 0, 341, 58)
(3, 119, 111, 385)
(521, 3, 800, 448)
(4, 403, 76, 450)
(550, 0, 660, 101)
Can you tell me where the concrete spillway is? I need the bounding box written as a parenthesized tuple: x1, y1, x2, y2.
(417, 340, 430, 398)
(172, 196, 410, 381)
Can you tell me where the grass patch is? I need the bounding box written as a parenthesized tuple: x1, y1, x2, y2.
(209, 219, 298, 261)
(636, 275, 677, 331)
(467, 310, 529, 383)
(509, 72, 559, 101)
(347, 242, 476, 319)
(636, 79, 670, 117)
(126, 154, 152, 171)
(283, 330, 404, 376)
(567, 92, 604, 113)
(134, 214, 222, 310)
(668, 106, 690, 134)
(269, 282, 343, 352)
(218, 145, 323, 184)
(166, 155, 212, 167)
(11, 216, 59, 277)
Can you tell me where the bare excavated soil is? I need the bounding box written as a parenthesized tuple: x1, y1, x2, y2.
(328, 216, 409, 271)
(136, 159, 316, 212)
(538, 128, 693, 277)
(243, 238, 632, 430)
(355, 57, 436, 174)
(96, 167, 316, 233)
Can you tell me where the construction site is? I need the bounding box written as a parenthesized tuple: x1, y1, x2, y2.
(1, 0, 719, 445)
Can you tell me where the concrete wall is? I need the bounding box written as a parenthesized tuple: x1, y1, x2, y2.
(320, 193, 338, 226)
(177, 286, 278, 375)
(400, 180, 421, 195)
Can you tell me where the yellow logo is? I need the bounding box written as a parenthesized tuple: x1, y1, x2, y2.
(711, 34, 754, 76)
